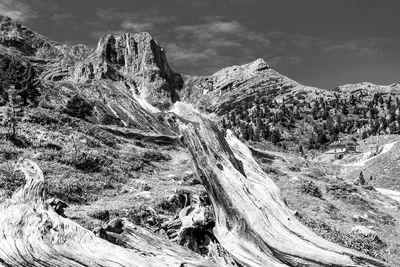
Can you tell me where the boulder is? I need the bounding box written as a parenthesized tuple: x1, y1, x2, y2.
(351, 225, 378, 238)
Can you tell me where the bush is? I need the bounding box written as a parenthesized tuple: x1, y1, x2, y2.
(0, 167, 25, 197)
(0, 146, 21, 160)
(142, 150, 171, 163)
(47, 176, 102, 204)
(83, 126, 118, 148)
(300, 180, 323, 198)
(72, 152, 110, 173)
(100, 113, 124, 126)
(28, 108, 77, 127)
(64, 95, 93, 119)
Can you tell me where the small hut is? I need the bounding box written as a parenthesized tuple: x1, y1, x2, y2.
(329, 137, 359, 154)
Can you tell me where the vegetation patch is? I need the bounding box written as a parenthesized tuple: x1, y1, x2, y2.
(299, 179, 323, 198)
(299, 215, 387, 261)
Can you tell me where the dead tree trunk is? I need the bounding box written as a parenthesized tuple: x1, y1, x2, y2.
(179, 119, 388, 267)
(0, 159, 217, 267)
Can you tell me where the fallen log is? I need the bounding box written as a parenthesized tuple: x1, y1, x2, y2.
(0, 158, 218, 267)
(179, 119, 388, 267)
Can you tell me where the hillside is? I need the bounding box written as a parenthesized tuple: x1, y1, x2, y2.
(1, 15, 400, 266)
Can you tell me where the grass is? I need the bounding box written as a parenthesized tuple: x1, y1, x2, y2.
(299, 215, 387, 261)
(0, 107, 173, 205)
(250, 146, 400, 265)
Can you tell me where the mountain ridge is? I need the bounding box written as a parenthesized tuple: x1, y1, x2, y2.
(3, 14, 400, 150)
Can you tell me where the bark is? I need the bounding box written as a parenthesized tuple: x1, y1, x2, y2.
(0, 158, 216, 267)
(179, 119, 388, 267)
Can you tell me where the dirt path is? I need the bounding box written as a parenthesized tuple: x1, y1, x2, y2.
(376, 188, 400, 203)
(342, 141, 397, 167)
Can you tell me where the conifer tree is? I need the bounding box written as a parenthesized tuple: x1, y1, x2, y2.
(3, 85, 25, 139)
(359, 171, 366, 185)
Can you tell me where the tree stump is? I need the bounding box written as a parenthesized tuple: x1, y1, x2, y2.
(178, 118, 388, 267)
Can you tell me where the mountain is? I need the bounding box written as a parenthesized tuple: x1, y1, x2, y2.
(1, 15, 400, 266)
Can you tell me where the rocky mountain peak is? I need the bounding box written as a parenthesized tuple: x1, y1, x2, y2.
(211, 58, 270, 90)
(95, 32, 160, 73)
(71, 32, 182, 109)
(0, 15, 57, 57)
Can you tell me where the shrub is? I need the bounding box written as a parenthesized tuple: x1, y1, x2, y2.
(142, 150, 171, 163)
(0, 167, 25, 197)
(0, 146, 21, 160)
(72, 152, 109, 173)
(28, 108, 77, 127)
(100, 113, 124, 126)
(300, 180, 323, 198)
(83, 126, 118, 148)
(47, 176, 102, 204)
(64, 95, 93, 119)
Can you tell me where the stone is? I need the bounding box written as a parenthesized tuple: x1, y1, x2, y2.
(351, 225, 377, 238)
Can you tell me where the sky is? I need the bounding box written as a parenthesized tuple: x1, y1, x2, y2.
(1, 0, 399, 89)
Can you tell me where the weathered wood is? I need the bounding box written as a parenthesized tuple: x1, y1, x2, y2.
(179, 119, 388, 267)
(0, 158, 218, 267)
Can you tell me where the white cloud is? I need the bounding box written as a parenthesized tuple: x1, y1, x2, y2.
(120, 21, 154, 33)
(0, 0, 36, 22)
(167, 18, 272, 74)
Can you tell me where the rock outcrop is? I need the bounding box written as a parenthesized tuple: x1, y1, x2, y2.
(70, 33, 183, 109)
(178, 58, 328, 115)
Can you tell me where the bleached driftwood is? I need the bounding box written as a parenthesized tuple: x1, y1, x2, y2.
(0, 158, 217, 267)
(179, 119, 388, 267)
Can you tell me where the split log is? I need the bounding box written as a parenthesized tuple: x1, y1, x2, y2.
(179, 119, 388, 267)
(0, 158, 218, 267)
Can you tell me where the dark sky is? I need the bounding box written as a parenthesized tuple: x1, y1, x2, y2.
(1, 0, 399, 88)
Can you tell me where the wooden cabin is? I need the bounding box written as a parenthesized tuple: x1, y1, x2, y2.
(329, 138, 359, 154)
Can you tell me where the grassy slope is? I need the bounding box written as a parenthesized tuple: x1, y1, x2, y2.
(2, 108, 400, 265)
(0, 107, 204, 230)
(250, 141, 400, 265)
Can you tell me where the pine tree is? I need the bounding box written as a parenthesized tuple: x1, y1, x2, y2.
(64, 95, 94, 119)
(358, 171, 366, 185)
(3, 85, 25, 139)
(298, 144, 304, 155)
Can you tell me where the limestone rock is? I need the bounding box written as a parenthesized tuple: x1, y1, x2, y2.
(70, 33, 183, 109)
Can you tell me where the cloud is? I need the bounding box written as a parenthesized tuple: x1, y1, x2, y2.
(181, 0, 259, 8)
(51, 13, 74, 23)
(321, 38, 400, 57)
(0, 0, 36, 22)
(88, 8, 177, 38)
(120, 21, 155, 33)
(167, 18, 271, 74)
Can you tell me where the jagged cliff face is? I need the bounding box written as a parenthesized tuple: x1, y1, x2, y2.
(70, 33, 183, 109)
(0, 16, 181, 134)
